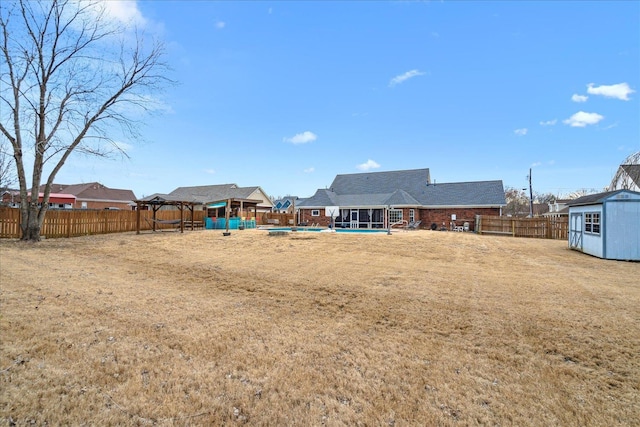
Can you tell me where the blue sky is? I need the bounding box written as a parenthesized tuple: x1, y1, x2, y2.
(55, 1, 639, 199)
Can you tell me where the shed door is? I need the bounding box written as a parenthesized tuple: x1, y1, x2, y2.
(569, 212, 583, 250)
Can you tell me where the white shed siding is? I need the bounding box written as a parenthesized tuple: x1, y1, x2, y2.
(604, 199, 640, 260)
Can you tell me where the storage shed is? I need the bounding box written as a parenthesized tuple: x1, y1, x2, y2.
(567, 189, 640, 261)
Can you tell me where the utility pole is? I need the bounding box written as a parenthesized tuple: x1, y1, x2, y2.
(528, 168, 534, 217)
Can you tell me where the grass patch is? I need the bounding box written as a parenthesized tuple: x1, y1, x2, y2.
(1, 230, 638, 425)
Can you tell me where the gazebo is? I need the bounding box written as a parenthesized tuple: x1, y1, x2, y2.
(134, 194, 262, 234)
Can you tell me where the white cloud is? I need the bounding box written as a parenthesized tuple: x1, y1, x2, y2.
(531, 162, 542, 167)
(93, 1, 147, 26)
(514, 128, 528, 136)
(389, 69, 425, 87)
(571, 94, 588, 103)
(563, 111, 604, 127)
(204, 169, 216, 174)
(112, 141, 133, 153)
(215, 21, 226, 29)
(303, 167, 315, 173)
(283, 131, 317, 144)
(539, 119, 557, 126)
(356, 159, 380, 171)
(587, 82, 635, 101)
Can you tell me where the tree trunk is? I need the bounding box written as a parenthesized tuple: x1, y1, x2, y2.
(20, 203, 43, 242)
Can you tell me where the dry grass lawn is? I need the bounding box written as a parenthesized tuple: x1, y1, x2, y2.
(1, 229, 639, 426)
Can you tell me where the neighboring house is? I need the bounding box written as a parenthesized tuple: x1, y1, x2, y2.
(160, 183, 274, 218)
(567, 189, 640, 261)
(40, 182, 136, 210)
(272, 196, 301, 214)
(609, 151, 640, 192)
(543, 199, 572, 218)
(296, 168, 506, 230)
(1, 191, 76, 209)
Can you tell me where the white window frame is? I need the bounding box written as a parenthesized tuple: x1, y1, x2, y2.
(585, 212, 600, 235)
(311, 209, 320, 217)
(389, 209, 403, 224)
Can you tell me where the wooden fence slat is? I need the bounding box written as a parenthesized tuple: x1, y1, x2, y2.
(476, 215, 568, 240)
(0, 207, 206, 239)
(1, 208, 568, 240)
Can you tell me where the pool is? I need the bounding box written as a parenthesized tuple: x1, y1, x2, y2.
(264, 227, 390, 234)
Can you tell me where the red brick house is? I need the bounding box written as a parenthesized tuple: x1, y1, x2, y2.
(3, 183, 135, 210)
(296, 168, 506, 230)
(1, 191, 76, 209)
(42, 182, 137, 210)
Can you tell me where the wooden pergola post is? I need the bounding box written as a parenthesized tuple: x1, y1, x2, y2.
(136, 202, 141, 234)
(224, 198, 231, 236)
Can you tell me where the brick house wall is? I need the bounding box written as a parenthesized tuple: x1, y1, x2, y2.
(299, 209, 331, 226)
(418, 207, 501, 230)
(298, 207, 502, 229)
(74, 200, 135, 210)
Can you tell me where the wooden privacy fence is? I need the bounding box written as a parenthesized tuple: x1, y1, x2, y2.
(0, 208, 205, 239)
(476, 215, 568, 240)
(260, 212, 294, 226)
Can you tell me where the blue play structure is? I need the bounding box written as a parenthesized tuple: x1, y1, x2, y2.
(205, 217, 256, 230)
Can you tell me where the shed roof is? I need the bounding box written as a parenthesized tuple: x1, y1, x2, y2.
(567, 189, 640, 207)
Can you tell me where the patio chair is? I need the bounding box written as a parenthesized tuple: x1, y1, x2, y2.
(406, 220, 422, 230)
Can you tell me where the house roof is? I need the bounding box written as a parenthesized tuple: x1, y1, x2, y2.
(45, 182, 136, 202)
(299, 169, 505, 208)
(621, 164, 640, 187)
(421, 181, 506, 207)
(329, 168, 431, 195)
(567, 189, 640, 207)
(273, 196, 300, 209)
(164, 184, 273, 207)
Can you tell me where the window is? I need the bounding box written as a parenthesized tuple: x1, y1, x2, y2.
(409, 209, 415, 222)
(585, 212, 601, 235)
(389, 209, 403, 224)
(311, 209, 320, 217)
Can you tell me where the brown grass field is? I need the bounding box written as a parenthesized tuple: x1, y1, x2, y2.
(1, 229, 639, 426)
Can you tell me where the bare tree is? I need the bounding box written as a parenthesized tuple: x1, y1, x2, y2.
(0, 0, 172, 241)
(0, 142, 17, 195)
(503, 186, 529, 217)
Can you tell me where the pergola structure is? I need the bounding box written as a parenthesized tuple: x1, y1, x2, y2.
(134, 194, 263, 234)
(134, 195, 199, 234)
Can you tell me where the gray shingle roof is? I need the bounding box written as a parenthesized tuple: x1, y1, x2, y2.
(298, 169, 506, 208)
(421, 181, 506, 206)
(567, 189, 640, 206)
(621, 164, 640, 187)
(298, 189, 338, 207)
(330, 168, 431, 194)
(168, 184, 262, 202)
